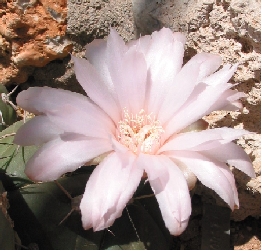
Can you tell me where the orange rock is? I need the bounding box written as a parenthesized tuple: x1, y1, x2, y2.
(0, 0, 72, 85)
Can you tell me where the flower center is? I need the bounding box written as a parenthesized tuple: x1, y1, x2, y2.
(117, 108, 164, 154)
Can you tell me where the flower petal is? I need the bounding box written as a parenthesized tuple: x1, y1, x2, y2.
(14, 116, 63, 146)
(163, 64, 238, 138)
(17, 87, 92, 115)
(136, 153, 169, 181)
(80, 152, 143, 231)
(163, 82, 232, 139)
(171, 151, 235, 210)
(191, 52, 222, 82)
(140, 155, 191, 236)
(159, 127, 250, 153)
(145, 29, 186, 115)
(203, 64, 238, 86)
(202, 142, 255, 178)
(218, 165, 239, 208)
(46, 103, 115, 139)
(106, 43, 147, 113)
(72, 56, 120, 123)
(208, 89, 245, 112)
(145, 28, 185, 75)
(127, 34, 151, 53)
(25, 136, 112, 182)
(85, 39, 118, 98)
(158, 53, 221, 123)
(18, 87, 115, 139)
(85, 39, 106, 65)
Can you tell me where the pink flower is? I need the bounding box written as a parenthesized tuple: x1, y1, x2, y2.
(14, 28, 255, 236)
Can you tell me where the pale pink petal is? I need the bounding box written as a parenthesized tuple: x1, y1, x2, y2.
(107, 28, 127, 55)
(158, 82, 207, 132)
(184, 52, 222, 82)
(163, 64, 238, 139)
(227, 91, 246, 102)
(14, 116, 63, 146)
(171, 151, 235, 210)
(85, 39, 106, 63)
(145, 28, 185, 74)
(109, 47, 147, 114)
(105, 28, 127, 94)
(85, 39, 117, 97)
(159, 128, 249, 153)
(46, 104, 115, 139)
(17, 87, 99, 115)
(159, 53, 221, 120)
(80, 152, 143, 231)
(110, 135, 129, 154)
(85, 39, 107, 69)
(136, 154, 191, 236)
(25, 136, 112, 182)
(163, 82, 232, 139)
(17, 87, 115, 139)
(136, 153, 169, 181)
(72, 56, 120, 122)
(207, 89, 246, 112)
(202, 142, 255, 178)
(127, 34, 151, 53)
(153, 53, 200, 121)
(218, 165, 239, 208)
(145, 29, 186, 114)
(202, 64, 238, 86)
(158, 53, 221, 123)
(223, 100, 243, 111)
(128, 29, 186, 59)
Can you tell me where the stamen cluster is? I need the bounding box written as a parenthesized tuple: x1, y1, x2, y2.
(117, 109, 164, 154)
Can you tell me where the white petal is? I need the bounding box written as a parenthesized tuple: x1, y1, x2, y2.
(189, 52, 222, 82)
(46, 103, 115, 139)
(140, 155, 191, 236)
(159, 128, 250, 153)
(14, 116, 63, 146)
(25, 136, 112, 182)
(105, 28, 127, 111)
(80, 152, 143, 231)
(17, 87, 92, 115)
(207, 89, 245, 112)
(127, 34, 151, 54)
(163, 64, 238, 138)
(202, 142, 255, 178)
(218, 165, 239, 208)
(145, 29, 186, 115)
(159, 52, 221, 120)
(85, 39, 117, 97)
(145, 28, 185, 75)
(18, 87, 116, 140)
(171, 151, 235, 210)
(163, 82, 232, 139)
(72, 56, 120, 123)
(203, 64, 238, 86)
(136, 153, 169, 181)
(108, 46, 147, 114)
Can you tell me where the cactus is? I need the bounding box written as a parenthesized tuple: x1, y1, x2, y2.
(0, 120, 172, 249)
(0, 85, 17, 132)
(0, 181, 16, 249)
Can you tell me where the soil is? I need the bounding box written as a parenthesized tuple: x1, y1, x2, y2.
(232, 216, 261, 250)
(172, 194, 261, 250)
